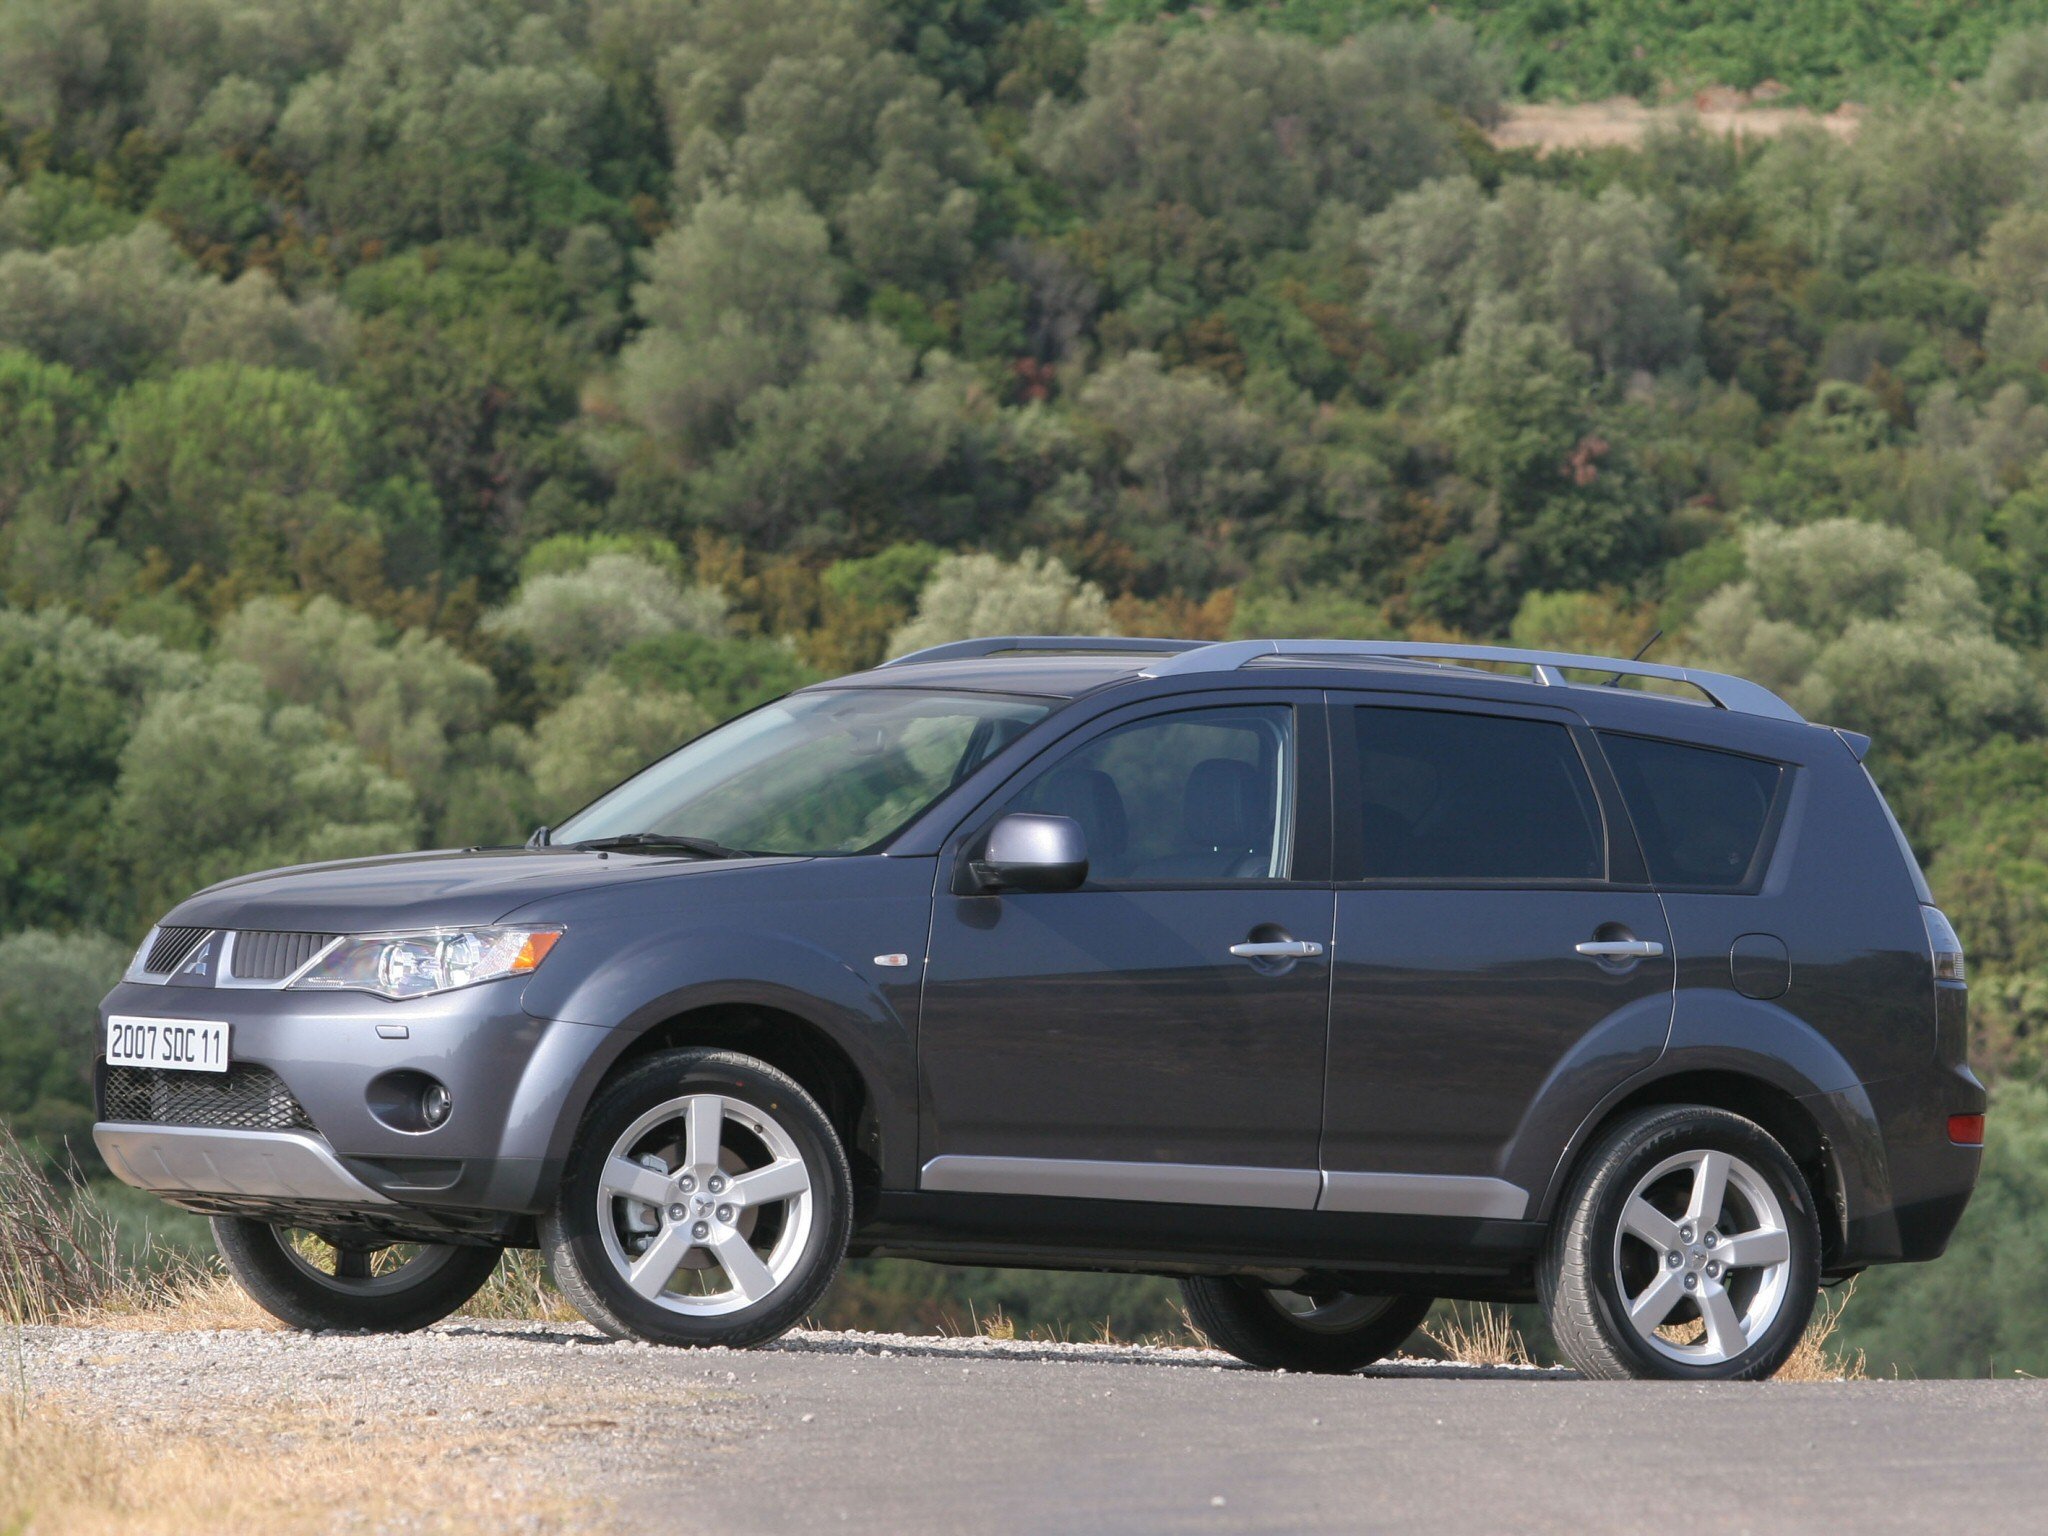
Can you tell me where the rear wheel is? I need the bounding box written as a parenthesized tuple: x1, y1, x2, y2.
(1540, 1105, 1820, 1381)
(540, 1048, 852, 1348)
(1179, 1277, 1433, 1373)
(211, 1217, 502, 1333)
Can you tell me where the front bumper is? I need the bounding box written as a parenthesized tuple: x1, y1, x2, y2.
(93, 979, 613, 1216)
(95, 1123, 393, 1205)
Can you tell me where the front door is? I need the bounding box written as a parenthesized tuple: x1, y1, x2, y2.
(1321, 696, 1675, 1221)
(918, 694, 1334, 1209)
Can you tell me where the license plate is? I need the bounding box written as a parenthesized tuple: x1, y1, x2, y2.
(106, 1015, 230, 1074)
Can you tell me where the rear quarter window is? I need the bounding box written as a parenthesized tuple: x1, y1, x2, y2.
(1600, 733, 1784, 890)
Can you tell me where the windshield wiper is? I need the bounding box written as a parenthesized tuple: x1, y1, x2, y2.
(567, 833, 757, 859)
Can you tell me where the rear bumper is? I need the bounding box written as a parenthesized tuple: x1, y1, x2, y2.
(1833, 1064, 1986, 1269)
(95, 1122, 393, 1205)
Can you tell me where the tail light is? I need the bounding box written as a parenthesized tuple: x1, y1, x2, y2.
(1923, 906, 1965, 984)
(1949, 1114, 1985, 1147)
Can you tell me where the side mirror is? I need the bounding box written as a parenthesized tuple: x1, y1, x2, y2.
(966, 813, 1089, 894)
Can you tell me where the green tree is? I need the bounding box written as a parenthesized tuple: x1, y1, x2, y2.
(689, 320, 966, 552)
(527, 673, 710, 816)
(1838, 1080, 2048, 1377)
(1687, 521, 2040, 758)
(0, 608, 201, 933)
(112, 666, 422, 924)
(483, 552, 730, 681)
(889, 549, 1112, 652)
(217, 595, 530, 846)
(0, 928, 129, 1146)
(273, 1, 612, 246)
(618, 192, 843, 459)
(1030, 23, 1491, 247)
(107, 362, 376, 587)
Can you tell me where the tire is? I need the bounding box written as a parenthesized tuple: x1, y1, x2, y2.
(211, 1217, 502, 1333)
(1179, 1277, 1434, 1373)
(540, 1048, 852, 1348)
(1540, 1105, 1821, 1381)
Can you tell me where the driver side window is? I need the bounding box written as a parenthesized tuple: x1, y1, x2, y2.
(1002, 706, 1295, 883)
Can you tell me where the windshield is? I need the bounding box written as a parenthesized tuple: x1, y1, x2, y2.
(550, 688, 1054, 856)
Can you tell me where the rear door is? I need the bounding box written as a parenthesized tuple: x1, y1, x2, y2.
(1320, 695, 1675, 1220)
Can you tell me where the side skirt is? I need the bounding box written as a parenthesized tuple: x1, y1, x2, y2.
(852, 1189, 1545, 1297)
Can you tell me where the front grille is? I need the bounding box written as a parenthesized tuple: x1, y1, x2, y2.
(144, 926, 211, 974)
(229, 930, 338, 981)
(102, 1064, 317, 1133)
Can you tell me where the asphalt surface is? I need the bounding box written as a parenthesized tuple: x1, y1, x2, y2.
(20, 1321, 2048, 1535)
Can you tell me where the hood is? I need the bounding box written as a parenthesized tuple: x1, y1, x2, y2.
(161, 846, 800, 934)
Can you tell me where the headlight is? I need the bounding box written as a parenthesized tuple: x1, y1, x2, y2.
(292, 927, 563, 1000)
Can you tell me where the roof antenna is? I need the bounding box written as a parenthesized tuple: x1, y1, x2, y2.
(1606, 628, 1662, 686)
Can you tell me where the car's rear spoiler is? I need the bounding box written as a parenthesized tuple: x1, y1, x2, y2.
(1833, 727, 1873, 761)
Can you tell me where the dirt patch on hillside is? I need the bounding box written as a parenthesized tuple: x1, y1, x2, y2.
(1495, 87, 1862, 152)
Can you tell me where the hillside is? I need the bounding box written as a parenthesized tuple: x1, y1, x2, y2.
(1065, 0, 2048, 106)
(5, 0, 2048, 1374)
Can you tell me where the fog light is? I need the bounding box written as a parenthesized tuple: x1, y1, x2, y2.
(367, 1070, 454, 1134)
(421, 1081, 453, 1128)
(1949, 1113, 1985, 1146)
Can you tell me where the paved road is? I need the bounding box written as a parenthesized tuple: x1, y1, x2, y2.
(22, 1322, 2048, 1534)
(644, 1334, 2048, 1536)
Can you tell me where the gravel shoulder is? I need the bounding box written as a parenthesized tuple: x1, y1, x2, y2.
(14, 1320, 2048, 1535)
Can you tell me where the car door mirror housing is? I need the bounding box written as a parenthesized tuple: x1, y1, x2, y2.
(967, 813, 1089, 894)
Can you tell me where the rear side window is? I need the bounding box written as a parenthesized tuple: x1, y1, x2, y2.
(1348, 708, 1604, 881)
(1601, 734, 1783, 890)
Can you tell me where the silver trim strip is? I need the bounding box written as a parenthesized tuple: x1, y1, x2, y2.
(879, 635, 1204, 668)
(1137, 639, 1804, 723)
(918, 1154, 1529, 1219)
(1317, 1169, 1529, 1220)
(93, 1123, 393, 1205)
(920, 1154, 1320, 1210)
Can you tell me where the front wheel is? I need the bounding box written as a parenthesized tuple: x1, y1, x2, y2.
(540, 1048, 852, 1348)
(210, 1217, 502, 1333)
(1179, 1277, 1434, 1372)
(1540, 1105, 1821, 1381)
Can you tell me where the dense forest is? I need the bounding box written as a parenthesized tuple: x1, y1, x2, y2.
(8, 0, 2048, 1374)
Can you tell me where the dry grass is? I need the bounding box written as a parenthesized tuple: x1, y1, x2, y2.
(74, 1269, 276, 1332)
(0, 1126, 133, 1325)
(0, 1371, 601, 1535)
(1776, 1283, 1868, 1382)
(461, 1246, 579, 1324)
(1421, 1303, 1534, 1368)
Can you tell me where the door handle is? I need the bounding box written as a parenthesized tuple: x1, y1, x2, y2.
(1230, 940, 1325, 959)
(1575, 939, 1665, 959)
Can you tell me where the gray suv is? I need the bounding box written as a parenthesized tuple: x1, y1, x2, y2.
(94, 637, 1984, 1380)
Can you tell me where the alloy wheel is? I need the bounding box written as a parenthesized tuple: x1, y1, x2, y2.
(1610, 1148, 1794, 1366)
(594, 1091, 814, 1317)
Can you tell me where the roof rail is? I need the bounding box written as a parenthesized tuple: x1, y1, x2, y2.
(1138, 639, 1805, 723)
(877, 636, 1204, 668)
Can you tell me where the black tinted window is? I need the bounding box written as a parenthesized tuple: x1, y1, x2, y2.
(1005, 706, 1294, 882)
(1349, 708, 1603, 881)
(1601, 734, 1782, 889)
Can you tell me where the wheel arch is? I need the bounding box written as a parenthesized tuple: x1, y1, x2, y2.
(541, 989, 903, 1208)
(1537, 1068, 1851, 1268)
